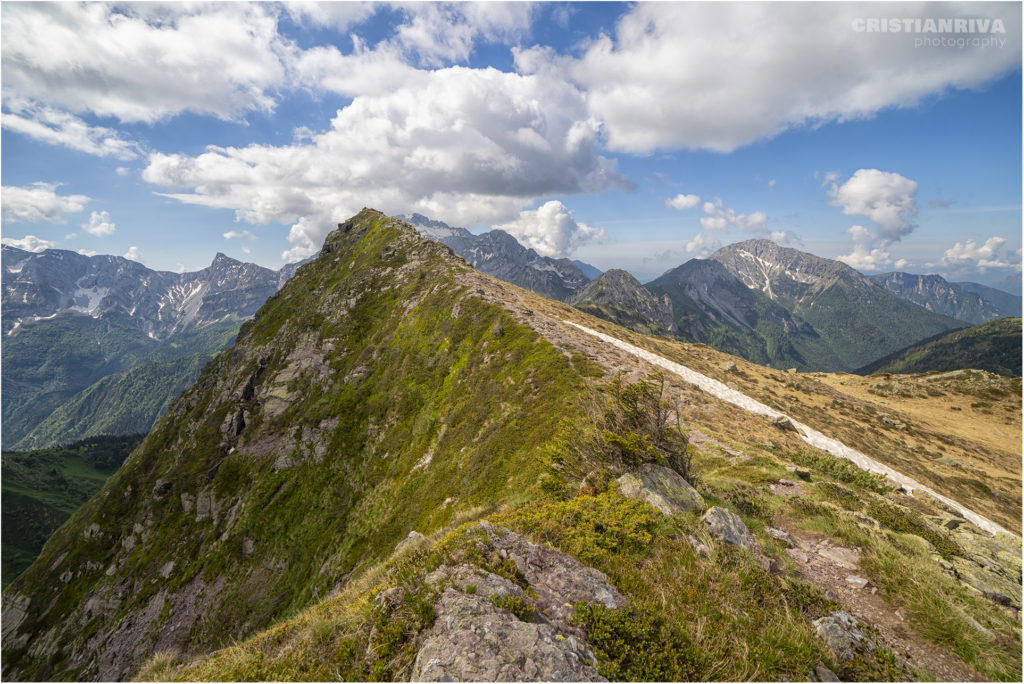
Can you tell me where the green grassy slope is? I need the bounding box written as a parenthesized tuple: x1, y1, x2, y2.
(12, 354, 209, 451)
(2, 315, 239, 449)
(1, 435, 143, 588)
(1, 211, 596, 681)
(857, 317, 1022, 377)
(788, 278, 965, 371)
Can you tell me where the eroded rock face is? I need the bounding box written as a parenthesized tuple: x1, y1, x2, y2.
(813, 611, 877, 662)
(701, 506, 752, 549)
(616, 463, 704, 516)
(410, 523, 627, 682)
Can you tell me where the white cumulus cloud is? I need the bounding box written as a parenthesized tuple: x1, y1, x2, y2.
(1, 3, 291, 123)
(494, 201, 605, 258)
(940, 237, 1021, 272)
(1, 234, 57, 252)
(143, 65, 623, 262)
(666, 193, 700, 210)
(2, 106, 140, 160)
(520, 2, 1021, 153)
(224, 230, 257, 242)
(700, 198, 767, 233)
(829, 169, 918, 241)
(82, 210, 116, 236)
(836, 225, 894, 272)
(123, 246, 143, 261)
(2, 182, 90, 223)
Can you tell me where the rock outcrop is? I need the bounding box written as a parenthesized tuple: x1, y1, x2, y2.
(616, 463, 705, 516)
(701, 506, 752, 549)
(813, 611, 877, 662)
(410, 523, 627, 681)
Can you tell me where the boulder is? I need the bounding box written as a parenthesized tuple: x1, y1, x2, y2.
(844, 575, 869, 590)
(412, 587, 602, 681)
(719, 361, 737, 373)
(766, 526, 794, 548)
(411, 524, 629, 682)
(769, 415, 799, 432)
(472, 522, 628, 624)
(813, 611, 877, 662)
(616, 463, 704, 516)
(701, 506, 752, 549)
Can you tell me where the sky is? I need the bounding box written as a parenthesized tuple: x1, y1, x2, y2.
(1, 1, 1021, 291)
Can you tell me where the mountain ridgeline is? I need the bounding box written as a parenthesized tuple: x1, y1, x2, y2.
(868, 272, 1021, 325)
(402, 213, 592, 301)
(0, 211, 596, 680)
(1, 247, 306, 450)
(856, 317, 1023, 377)
(3, 211, 1021, 682)
(569, 269, 676, 336)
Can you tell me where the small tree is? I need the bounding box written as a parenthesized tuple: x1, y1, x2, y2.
(602, 374, 696, 484)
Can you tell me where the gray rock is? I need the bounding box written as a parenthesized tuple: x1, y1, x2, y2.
(473, 523, 628, 624)
(817, 545, 860, 571)
(766, 526, 794, 548)
(844, 575, 869, 589)
(719, 361, 737, 373)
(701, 506, 752, 549)
(616, 463, 705, 516)
(813, 611, 877, 662)
(411, 525, 629, 682)
(815, 661, 840, 681)
(412, 588, 602, 681)
(769, 415, 799, 432)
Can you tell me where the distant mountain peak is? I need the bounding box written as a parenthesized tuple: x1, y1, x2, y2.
(399, 212, 590, 301)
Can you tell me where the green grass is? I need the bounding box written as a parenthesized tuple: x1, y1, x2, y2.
(1, 434, 142, 588)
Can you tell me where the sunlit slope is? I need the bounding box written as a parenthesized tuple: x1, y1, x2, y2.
(1, 210, 594, 680)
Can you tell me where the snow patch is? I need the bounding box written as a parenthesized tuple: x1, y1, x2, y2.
(566, 320, 1012, 538)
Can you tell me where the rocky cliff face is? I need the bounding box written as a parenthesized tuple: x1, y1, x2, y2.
(402, 213, 591, 301)
(868, 272, 1013, 324)
(569, 269, 676, 336)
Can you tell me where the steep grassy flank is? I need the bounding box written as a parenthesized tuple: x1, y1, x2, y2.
(2, 315, 239, 449)
(783, 277, 964, 371)
(13, 354, 210, 450)
(857, 317, 1022, 377)
(144, 436, 1020, 683)
(1, 211, 597, 681)
(1, 435, 142, 588)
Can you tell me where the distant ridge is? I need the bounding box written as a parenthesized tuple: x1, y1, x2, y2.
(856, 317, 1022, 377)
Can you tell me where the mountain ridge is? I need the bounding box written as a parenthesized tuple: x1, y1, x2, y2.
(401, 213, 592, 301)
(3, 210, 1020, 682)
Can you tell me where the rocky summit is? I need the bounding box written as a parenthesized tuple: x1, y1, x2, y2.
(3, 210, 1021, 683)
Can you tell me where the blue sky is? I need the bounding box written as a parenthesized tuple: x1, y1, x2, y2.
(2, 2, 1021, 290)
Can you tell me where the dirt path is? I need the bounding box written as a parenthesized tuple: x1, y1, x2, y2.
(782, 527, 984, 681)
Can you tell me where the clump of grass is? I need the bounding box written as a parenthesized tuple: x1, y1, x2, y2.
(489, 593, 536, 622)
(866, 500, 964, 561)
(781, 448, 892, 494)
